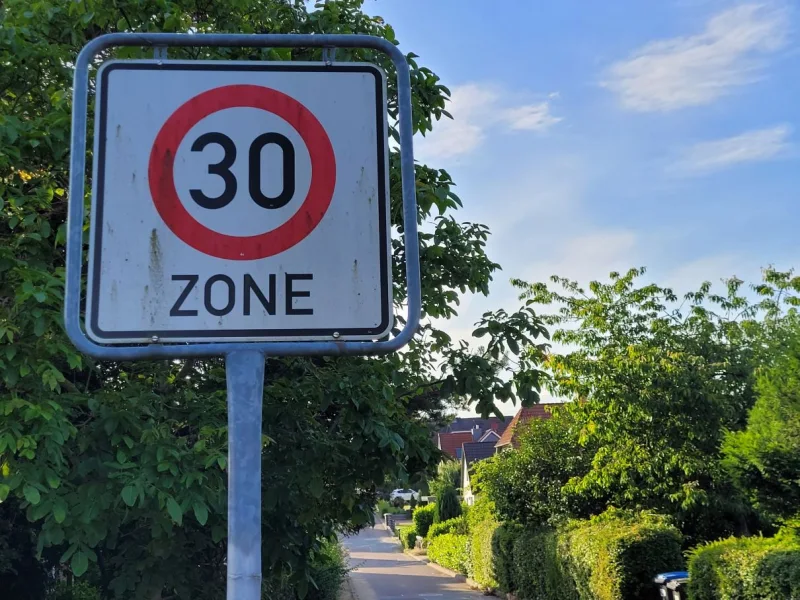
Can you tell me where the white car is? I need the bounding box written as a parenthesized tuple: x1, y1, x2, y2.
(389, 488, 419, 502)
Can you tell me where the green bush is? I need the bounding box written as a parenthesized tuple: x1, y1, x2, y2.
(260, 539, 349, 600)
(413, 504, 437, 538)
(470, 518, 499, 590)
(50, 581, 101, 600)
(558, 510, 684, 600)
(397, 525, 418, 550)
(492, 523, 522, 593)
(514, 527, 575, 600)
(688, 530, 800, 600)
(427, 533, 470, 575)
(435, 486, 462, 523)
(509, 510, 682, 600)
(376, 499, 391, 515)
(428, 516, 468, 540)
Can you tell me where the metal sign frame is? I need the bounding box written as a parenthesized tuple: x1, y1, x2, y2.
(66, 33, 421, 600)
(66, 33, 421, 361)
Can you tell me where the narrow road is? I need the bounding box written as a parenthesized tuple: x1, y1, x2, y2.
(342, 525, 486, 600)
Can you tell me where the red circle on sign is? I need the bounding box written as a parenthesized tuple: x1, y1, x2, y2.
(148, 84, 336, 260)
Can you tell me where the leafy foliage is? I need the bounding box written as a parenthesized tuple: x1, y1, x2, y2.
(723, 314, 800, 525)
(426, 533, 469, 575)
(412, 504, 437, 539)
(558, 510, 684, 600)
(512, 268, 800, 544)
(688, 529, 800, 600)
(397, 525, 418, 550)
(435, 486, 461, 523)
(475, 408, 594, 527)
(0, 0, 550, 597)
(491, 523, 522, 594)
(513, 527, 575, 600)
(427, 516, 467, 540)
(429, 460, 461, 496)
(469, 517, 499, 591)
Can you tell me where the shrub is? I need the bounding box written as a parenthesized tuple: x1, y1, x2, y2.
(435, 486, 462, 523)
(688, 530, 800, 600)
(558, 510, 684, 600)
(391, 497, 405, 509)
(470, 518, 499, 590)
(427, 533, 470, 575)
(413, 504, 437, 538)
(465, 494, 495, 531)
(376, 499, 391, 515)
(397, 525, 418, 550)
(492, 523, 523, 593)
(260, 539, 349, 600)
(50, 581, 102, 600)
(514, 527, 575, 600)
(430, 460, 461, 497)
(428, 516, 468, 540)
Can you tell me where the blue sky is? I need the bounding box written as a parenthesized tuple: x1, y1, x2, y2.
(366, 0, 800, 414)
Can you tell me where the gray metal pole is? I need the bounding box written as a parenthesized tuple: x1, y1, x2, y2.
(225, 350, 266, 600)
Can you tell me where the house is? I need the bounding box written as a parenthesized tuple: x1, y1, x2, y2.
(440, 416, 512, 436)
(494, 404, 560, 452)
(437, 431, 474, 460)
(435, 416, 513, 459)
(460, 441, 497, 505)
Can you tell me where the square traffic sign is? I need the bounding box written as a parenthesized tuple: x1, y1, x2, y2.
(88, 61, 392, 343)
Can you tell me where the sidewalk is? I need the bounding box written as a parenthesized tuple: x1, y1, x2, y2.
(341, 525, 485, 600)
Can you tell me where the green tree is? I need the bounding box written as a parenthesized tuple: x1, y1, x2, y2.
(513, 268, 800, 544)
(0, 0, 548, 597)
(435, 485, 461, 523)
(430, 460, 461, 497)
(723, 313, 800, 524)
(475, 407, 595, 527)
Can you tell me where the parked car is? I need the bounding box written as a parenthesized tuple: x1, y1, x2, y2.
(389, 488, 419, 502)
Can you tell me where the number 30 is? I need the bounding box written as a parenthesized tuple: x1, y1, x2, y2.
(189, 132, 296, 210)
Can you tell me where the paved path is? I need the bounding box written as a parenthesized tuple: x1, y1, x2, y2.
(342, 526, 485, 600)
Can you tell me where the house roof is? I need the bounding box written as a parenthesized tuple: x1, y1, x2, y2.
(495, 405, 559, 449)
(441, 416, 512, 435)
(478, 430, 501, 443)
(438, 431, 474, 458)
(462, 441, 497, 465)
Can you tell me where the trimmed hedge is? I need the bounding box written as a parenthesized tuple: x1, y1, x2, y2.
(470, 518, 499, 590)
(427, 533, 470, 575)
(413, 504, 436, 538)
(514, 527, 576, 600)
(688, 530, 800, 600)
(509, 510, 683, 600)
(397, 525, 418, 550)
(492, 523, 523, 594)
(559, 511, 684, 600)
(428, 516, 468, 540)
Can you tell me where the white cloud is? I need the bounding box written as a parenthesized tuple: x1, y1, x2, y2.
(605, 3, 789, 111)
(416, 84, 561, 161)
(500, 103, 562, 131)
(675, 124, 791, 173)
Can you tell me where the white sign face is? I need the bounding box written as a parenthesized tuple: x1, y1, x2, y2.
(87, 60, 392, 344)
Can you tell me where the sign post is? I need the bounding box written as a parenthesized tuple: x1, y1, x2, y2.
(66, 34, 420, 600)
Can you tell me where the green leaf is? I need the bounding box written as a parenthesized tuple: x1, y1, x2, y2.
(309, 477, 323, 498)
(23, 485, 41, 505)
(193, 501, 209, 526)
(473, 327, 489, 338)
(71, 550, 89, 577)
(166, 497, 183, 525)
(121, 485, 137, 508)
(507, 336, 520, 355)
(46, 472, 60, 489)
(53, 499, 67, 523)
(0, 484, 9, 502)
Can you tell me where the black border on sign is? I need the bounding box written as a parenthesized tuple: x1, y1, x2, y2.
(90, 62, 391, 341)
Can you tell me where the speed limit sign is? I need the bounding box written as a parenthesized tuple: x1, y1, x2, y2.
(87, 61, 391, 343)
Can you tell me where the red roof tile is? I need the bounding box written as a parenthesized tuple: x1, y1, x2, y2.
(495, 405, 558, 449)
(438, 431, 474, 458)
